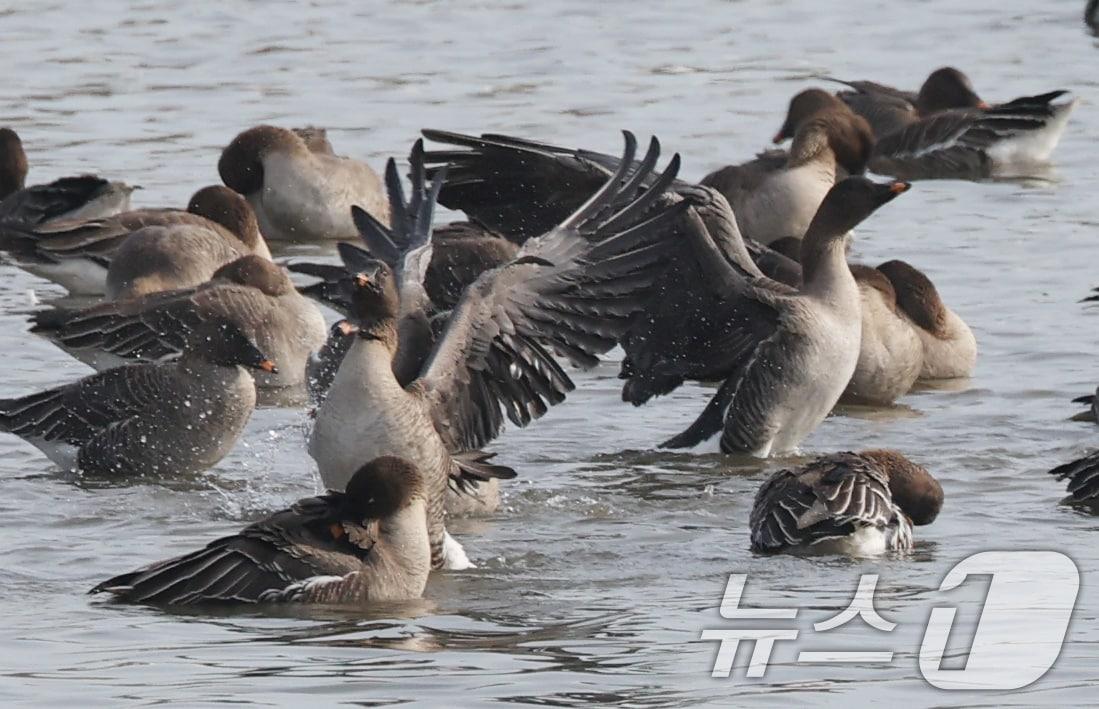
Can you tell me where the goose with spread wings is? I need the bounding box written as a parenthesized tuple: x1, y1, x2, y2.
(309, 131, 689, 569)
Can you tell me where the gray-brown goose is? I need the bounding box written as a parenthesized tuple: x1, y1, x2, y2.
(750, 450, 943, 555)
(31, 255, 325, 391)
(91, 456, 430, 605)
(219, 125, 388, 242)
(0, 127, 134, 228)
(0, 319, 274, 476)
(310, 132, 688, 569)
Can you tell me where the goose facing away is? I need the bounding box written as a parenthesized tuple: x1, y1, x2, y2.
(750, 450, 944, 555)
(91, 456, 431, 605)
(219, 125, 388, 242)
(840, 264, 924, 405)
(104, 186, 271, 299)
(649, 178, 909, 455)
(0, 127, 135, 227)
(876, 260, 976, 380)
(32, 255, 326, 391)
(310, 132, 689, 569)
(0, 318, 273, 476)
(699, 107, 874, 246)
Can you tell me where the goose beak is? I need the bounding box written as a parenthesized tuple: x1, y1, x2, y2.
(889, 181, 911, 195)
(257, 359, 278, 373)
(976, 100, 991, 110)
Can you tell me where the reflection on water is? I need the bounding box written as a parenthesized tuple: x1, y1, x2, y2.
(0, 0, 1096, 705)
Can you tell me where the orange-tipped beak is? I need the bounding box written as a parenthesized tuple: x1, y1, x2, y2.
(354, 273, 371, 288)
(258, 359, 278, 373)
(890, 181, 911, 194)
(336, 320, 358, 336)
(977, 100, 991, 110)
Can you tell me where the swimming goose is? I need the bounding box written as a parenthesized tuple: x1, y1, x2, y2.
(750, 450, 943, 555)
(31, 255, 325, 391)
(828, 67, 989, 138)
(311, 132, 688, 569)
(1, 185, 270, 296)
(104, 186, 271, 299)
(0, 128, 135, 227)
(655, 178, 909, 455)
(701, 108, 874, 245)
(777, 76, 1076, 180)
(218, 125, 388, 242)
(91, 455, 430, 605)
(0, 318, 273, 476)
(876, 260, 976, 380)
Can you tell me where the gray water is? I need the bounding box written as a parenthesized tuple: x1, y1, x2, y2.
(0, 0, 1097, 705)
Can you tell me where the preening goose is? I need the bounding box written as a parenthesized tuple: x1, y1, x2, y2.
(218, 125, 388, 242)
(91, 456, 431, 605)
(750, 450, 943, 555)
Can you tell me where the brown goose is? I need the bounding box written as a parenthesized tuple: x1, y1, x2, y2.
(0, 319, 273, 476)
(310, 132, 688, 569)
(876, 260, 976, 380)
(750, 450, 943, 554)
(91, 456, 430, 605)
(0, 127, 135, 227)
(31, 255, 325, 391)
(219, 125, 388, 242)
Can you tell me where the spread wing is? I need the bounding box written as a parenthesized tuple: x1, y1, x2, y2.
(0, 362, 176, 445)
(750, 453, 901, 551)
(90, 494, 373, 605)
(413, 132, 688, 452)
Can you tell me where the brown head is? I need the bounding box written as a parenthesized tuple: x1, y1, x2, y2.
(343, 455, 425, 521)
(876, 259, 948, 336)
(849, 263, 898, 305)
(348, 260, 401, 341)
(802, 178, 909, 280)
(773, 89, 849, 143)
(211, 255, 293, 296)
(217, 125, 308, 196)
(0, 128, 29, 199)
(186, 185, 263, 251)
(184, 317, 276, 373)
(787, 108, 874, 176)
(917, 67, 988, 114)
(860, 449, 944, 525)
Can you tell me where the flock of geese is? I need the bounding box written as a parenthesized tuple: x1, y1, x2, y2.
(0, 66, 1084, 606)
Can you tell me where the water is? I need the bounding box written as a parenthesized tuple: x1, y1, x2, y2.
(0, 0, 1097, 705)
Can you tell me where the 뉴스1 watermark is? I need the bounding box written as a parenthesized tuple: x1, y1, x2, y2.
(702, 551, 1079, 690)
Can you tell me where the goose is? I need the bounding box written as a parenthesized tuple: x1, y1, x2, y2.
(776, 75, 1076, 180)
(218, 125, 388, 242)
(1, 185, 270, 296)
(701, 107, 874, 245)
(31, 255, 325, 392)
(876, 260, 976, 380)
(654, 178, 909, 455)
(91, 456, 430, 605)
(1070, 387, 1099, 423)
(0, 127, 135, 227)
(0, 318, 273, 476)
(310, 132, 688, 569)
(750, 450, 943, 555)
(827, 67, 989, 138)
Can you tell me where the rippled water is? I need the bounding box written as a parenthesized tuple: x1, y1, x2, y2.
(1, 0, 1097, 705)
